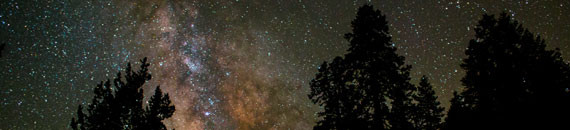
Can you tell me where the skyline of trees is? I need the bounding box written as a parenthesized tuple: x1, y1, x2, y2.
(62, 4, 570, 130)
(309, 4, 570, 130)
(411, 76, 444, 130)
(308, 4, 440, 130)
(70, 58, 175, 130)
(444, 13, 570, 130)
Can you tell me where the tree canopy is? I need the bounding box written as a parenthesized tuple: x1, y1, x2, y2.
(70, 57, 175, 130)
(411, 76, 444, 130)
(444, 13, 570, 130)
(308, 5, 570, 130)
(308, 4, 418, 130)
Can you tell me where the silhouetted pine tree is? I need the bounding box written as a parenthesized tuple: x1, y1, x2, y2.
(145, 86, 175, 130)
(411, 76, 443, 130)
(87, 80, 118, 129)
(70, 58, 175, 130)
(308, 4, 415, 130)
(70, 105, 86, 130)
(444, 13, 570, 130)
(387, 76, 415, 130)
(442, 92, 469, 130)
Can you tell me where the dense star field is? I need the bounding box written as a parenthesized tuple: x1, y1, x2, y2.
(1, 0, 569, 129)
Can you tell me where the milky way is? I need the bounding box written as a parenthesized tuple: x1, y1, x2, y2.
(1, 0, 569, 129)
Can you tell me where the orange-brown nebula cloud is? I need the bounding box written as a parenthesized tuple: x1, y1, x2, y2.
(118, 0, 319, 129)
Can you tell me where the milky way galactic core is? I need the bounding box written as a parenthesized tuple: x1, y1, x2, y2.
(1, 0, 569, 129)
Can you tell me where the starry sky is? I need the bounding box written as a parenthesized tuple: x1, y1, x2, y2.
(1, 0, 569, 129)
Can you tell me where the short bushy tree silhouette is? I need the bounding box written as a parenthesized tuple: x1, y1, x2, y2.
(445, 13, 570, 129)
(70, 57, 175, 130)
(411, 76, 443, 130)
(308, 4, 415, 129)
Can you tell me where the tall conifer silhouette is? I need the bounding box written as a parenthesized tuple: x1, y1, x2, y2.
(411, 76, 443, 130)
(445, 13, 570, 130)
(309, 4, 415, 129)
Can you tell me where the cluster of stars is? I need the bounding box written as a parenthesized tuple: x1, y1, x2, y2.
(1, 0, 569, 129)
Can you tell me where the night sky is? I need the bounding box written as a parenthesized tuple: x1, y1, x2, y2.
(1, 0, 569, 129)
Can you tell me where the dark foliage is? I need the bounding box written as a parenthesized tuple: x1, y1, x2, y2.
(70, 57, 175, 130)
(0, 43, 5, 57)
(444, 13, 570, 130)
(308, 4, 416, 130)
(411, 76, 444, 130)
(146, 86, 176, 130)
